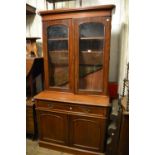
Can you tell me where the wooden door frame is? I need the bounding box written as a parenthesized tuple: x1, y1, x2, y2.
(73, 16, 112, 95)
(42, 19, 74, 92)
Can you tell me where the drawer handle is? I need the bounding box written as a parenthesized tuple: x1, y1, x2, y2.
(69, 107, 72, 110)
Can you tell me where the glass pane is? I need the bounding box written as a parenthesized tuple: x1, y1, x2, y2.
(48, 25, 68, 38)
(79, 23, 104, 92)
(47, 25, 69, 88)
(80, 23, 104, 37)
(48, 40, 68, 51)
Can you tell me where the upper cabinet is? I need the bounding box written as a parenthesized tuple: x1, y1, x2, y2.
(39, 5, 115, 95)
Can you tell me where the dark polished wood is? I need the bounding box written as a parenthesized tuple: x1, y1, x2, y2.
(36, 5, 115, 154)
(37, 110, 68, 145)
(69, 115, 106, 152)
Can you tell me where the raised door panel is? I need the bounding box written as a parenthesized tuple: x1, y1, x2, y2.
(37, 111, 68, 145)
(74, 17, 111, 95)
(69, 115, 106, 152)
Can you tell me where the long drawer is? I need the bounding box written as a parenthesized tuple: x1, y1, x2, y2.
(36, 100, 108, 117)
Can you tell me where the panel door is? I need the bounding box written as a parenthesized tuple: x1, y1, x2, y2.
(69, 115, 107, 152)
(37, 110, 68, 145)
(74, 17, 111, 95)
(43, 19, 74, 92)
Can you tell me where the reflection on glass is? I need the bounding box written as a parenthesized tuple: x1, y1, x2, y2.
(48, 25, 68, 38)
(80, 23, 104, 37)
(79, 22, 104, 92)
(47, 25, 69, 88)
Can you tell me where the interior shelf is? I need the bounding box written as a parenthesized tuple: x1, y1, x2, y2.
(26, 3, 36, 15)
(80, 37, 104, 40)
(48, 50, 102, 53)
(49, 50, 68, 52)
(48, 38, 68, 41)
(81, 50, 103, 53)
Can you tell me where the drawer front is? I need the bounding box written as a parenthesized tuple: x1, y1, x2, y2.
(36, 100, 108, 117)
(36, 100, 68, 111)
(68, 105, 108, 117)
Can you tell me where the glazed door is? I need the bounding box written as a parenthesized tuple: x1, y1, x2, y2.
(69, 115, 106, 152)
(43, 19, 74, 92)
(37, 110, 68, 145)
(74, 17, 111, 95)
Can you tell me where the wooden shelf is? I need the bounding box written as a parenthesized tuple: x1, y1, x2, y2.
(81, 50, 102, 53)
(26, 37, 41, 40)
(49, 50, 68, 52)
(48, 50, 102, 65)
(80, 37, 104, 40)
(49, 51, 68, 64)
(79, 51, 103, 65)
(26, 3, 36, 15)
(48, 38, 68, 41)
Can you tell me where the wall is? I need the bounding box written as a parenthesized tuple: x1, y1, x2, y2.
(26, 0, 126, 92)
(118, 0, 129, 95)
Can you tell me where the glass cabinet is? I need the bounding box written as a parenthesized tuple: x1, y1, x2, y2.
(43, 10, 112, 95)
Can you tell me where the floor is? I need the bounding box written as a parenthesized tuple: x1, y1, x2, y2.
(26, 139, 73, 155)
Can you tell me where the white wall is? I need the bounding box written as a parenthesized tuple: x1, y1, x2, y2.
(118, 0, 129, 95)
(26, 0, 126, 87)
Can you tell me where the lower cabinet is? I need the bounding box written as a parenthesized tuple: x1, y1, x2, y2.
(36, 101, 109, 155)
